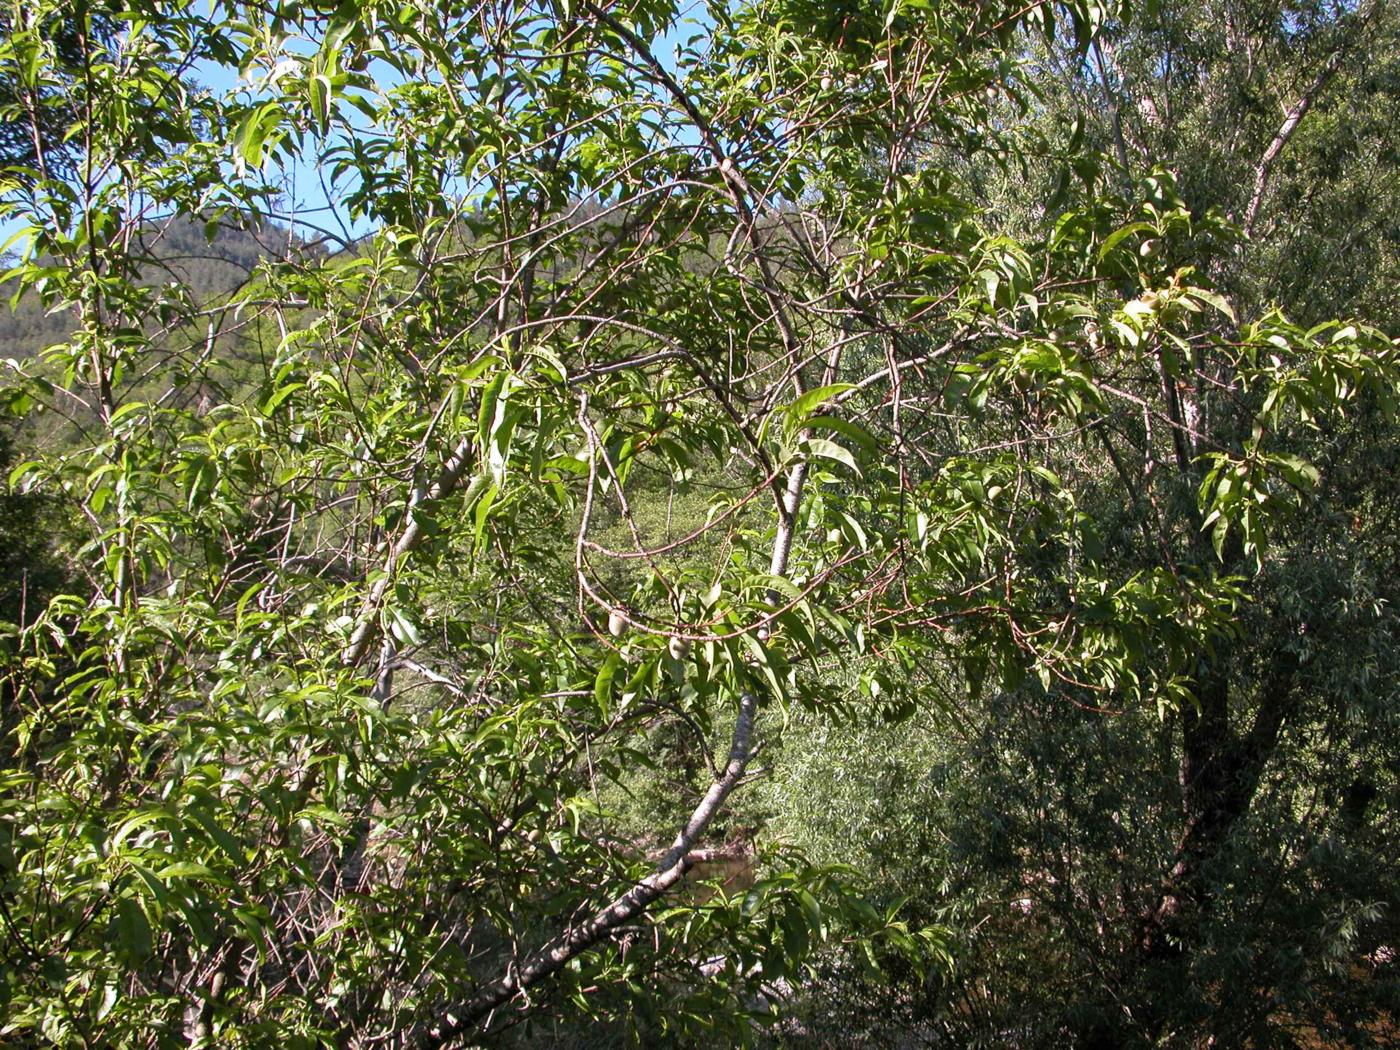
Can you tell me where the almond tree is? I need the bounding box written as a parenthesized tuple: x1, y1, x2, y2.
(0, 0, 1395, 1046)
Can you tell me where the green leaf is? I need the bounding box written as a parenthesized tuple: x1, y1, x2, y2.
(787, 383, 856, 422)
(594, 651, 621, 716)
(186, 803, 246, 865)
(183, 455, 218, 510)
(158, 861, 220, 881)
(309, 73, 333, 133)
(804, 415, 879, 451)
(234, 101, 284, 168)
(803, 437, 858, 473)
(1187, 287, 1235, 322)
(111, 897, 153, 962)
(1097, 221, 1154, 261)
(388, 608, 422, 646)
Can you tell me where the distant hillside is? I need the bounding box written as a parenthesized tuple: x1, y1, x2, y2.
(0, 214, 301, 360)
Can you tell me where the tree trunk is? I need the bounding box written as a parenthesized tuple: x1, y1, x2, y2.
(1132, 649, 1300, 1040)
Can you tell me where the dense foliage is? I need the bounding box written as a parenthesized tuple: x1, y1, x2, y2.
(0, 0, 1396, 1047)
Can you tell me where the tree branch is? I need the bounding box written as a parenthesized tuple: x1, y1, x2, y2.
(1242, 2, 1376, 237)
(340, 432, 477, 669)
(419, 691, 759, 1048)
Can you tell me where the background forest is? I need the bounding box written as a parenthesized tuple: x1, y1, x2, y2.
(1, 0, 1398, 1047)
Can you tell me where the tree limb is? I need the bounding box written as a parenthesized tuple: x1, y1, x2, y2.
(1242, 2, 1376, 237)
(419, 690, 759, 1048)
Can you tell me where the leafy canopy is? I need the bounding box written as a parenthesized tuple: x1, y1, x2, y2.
(0, 0, 1395, 1045)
